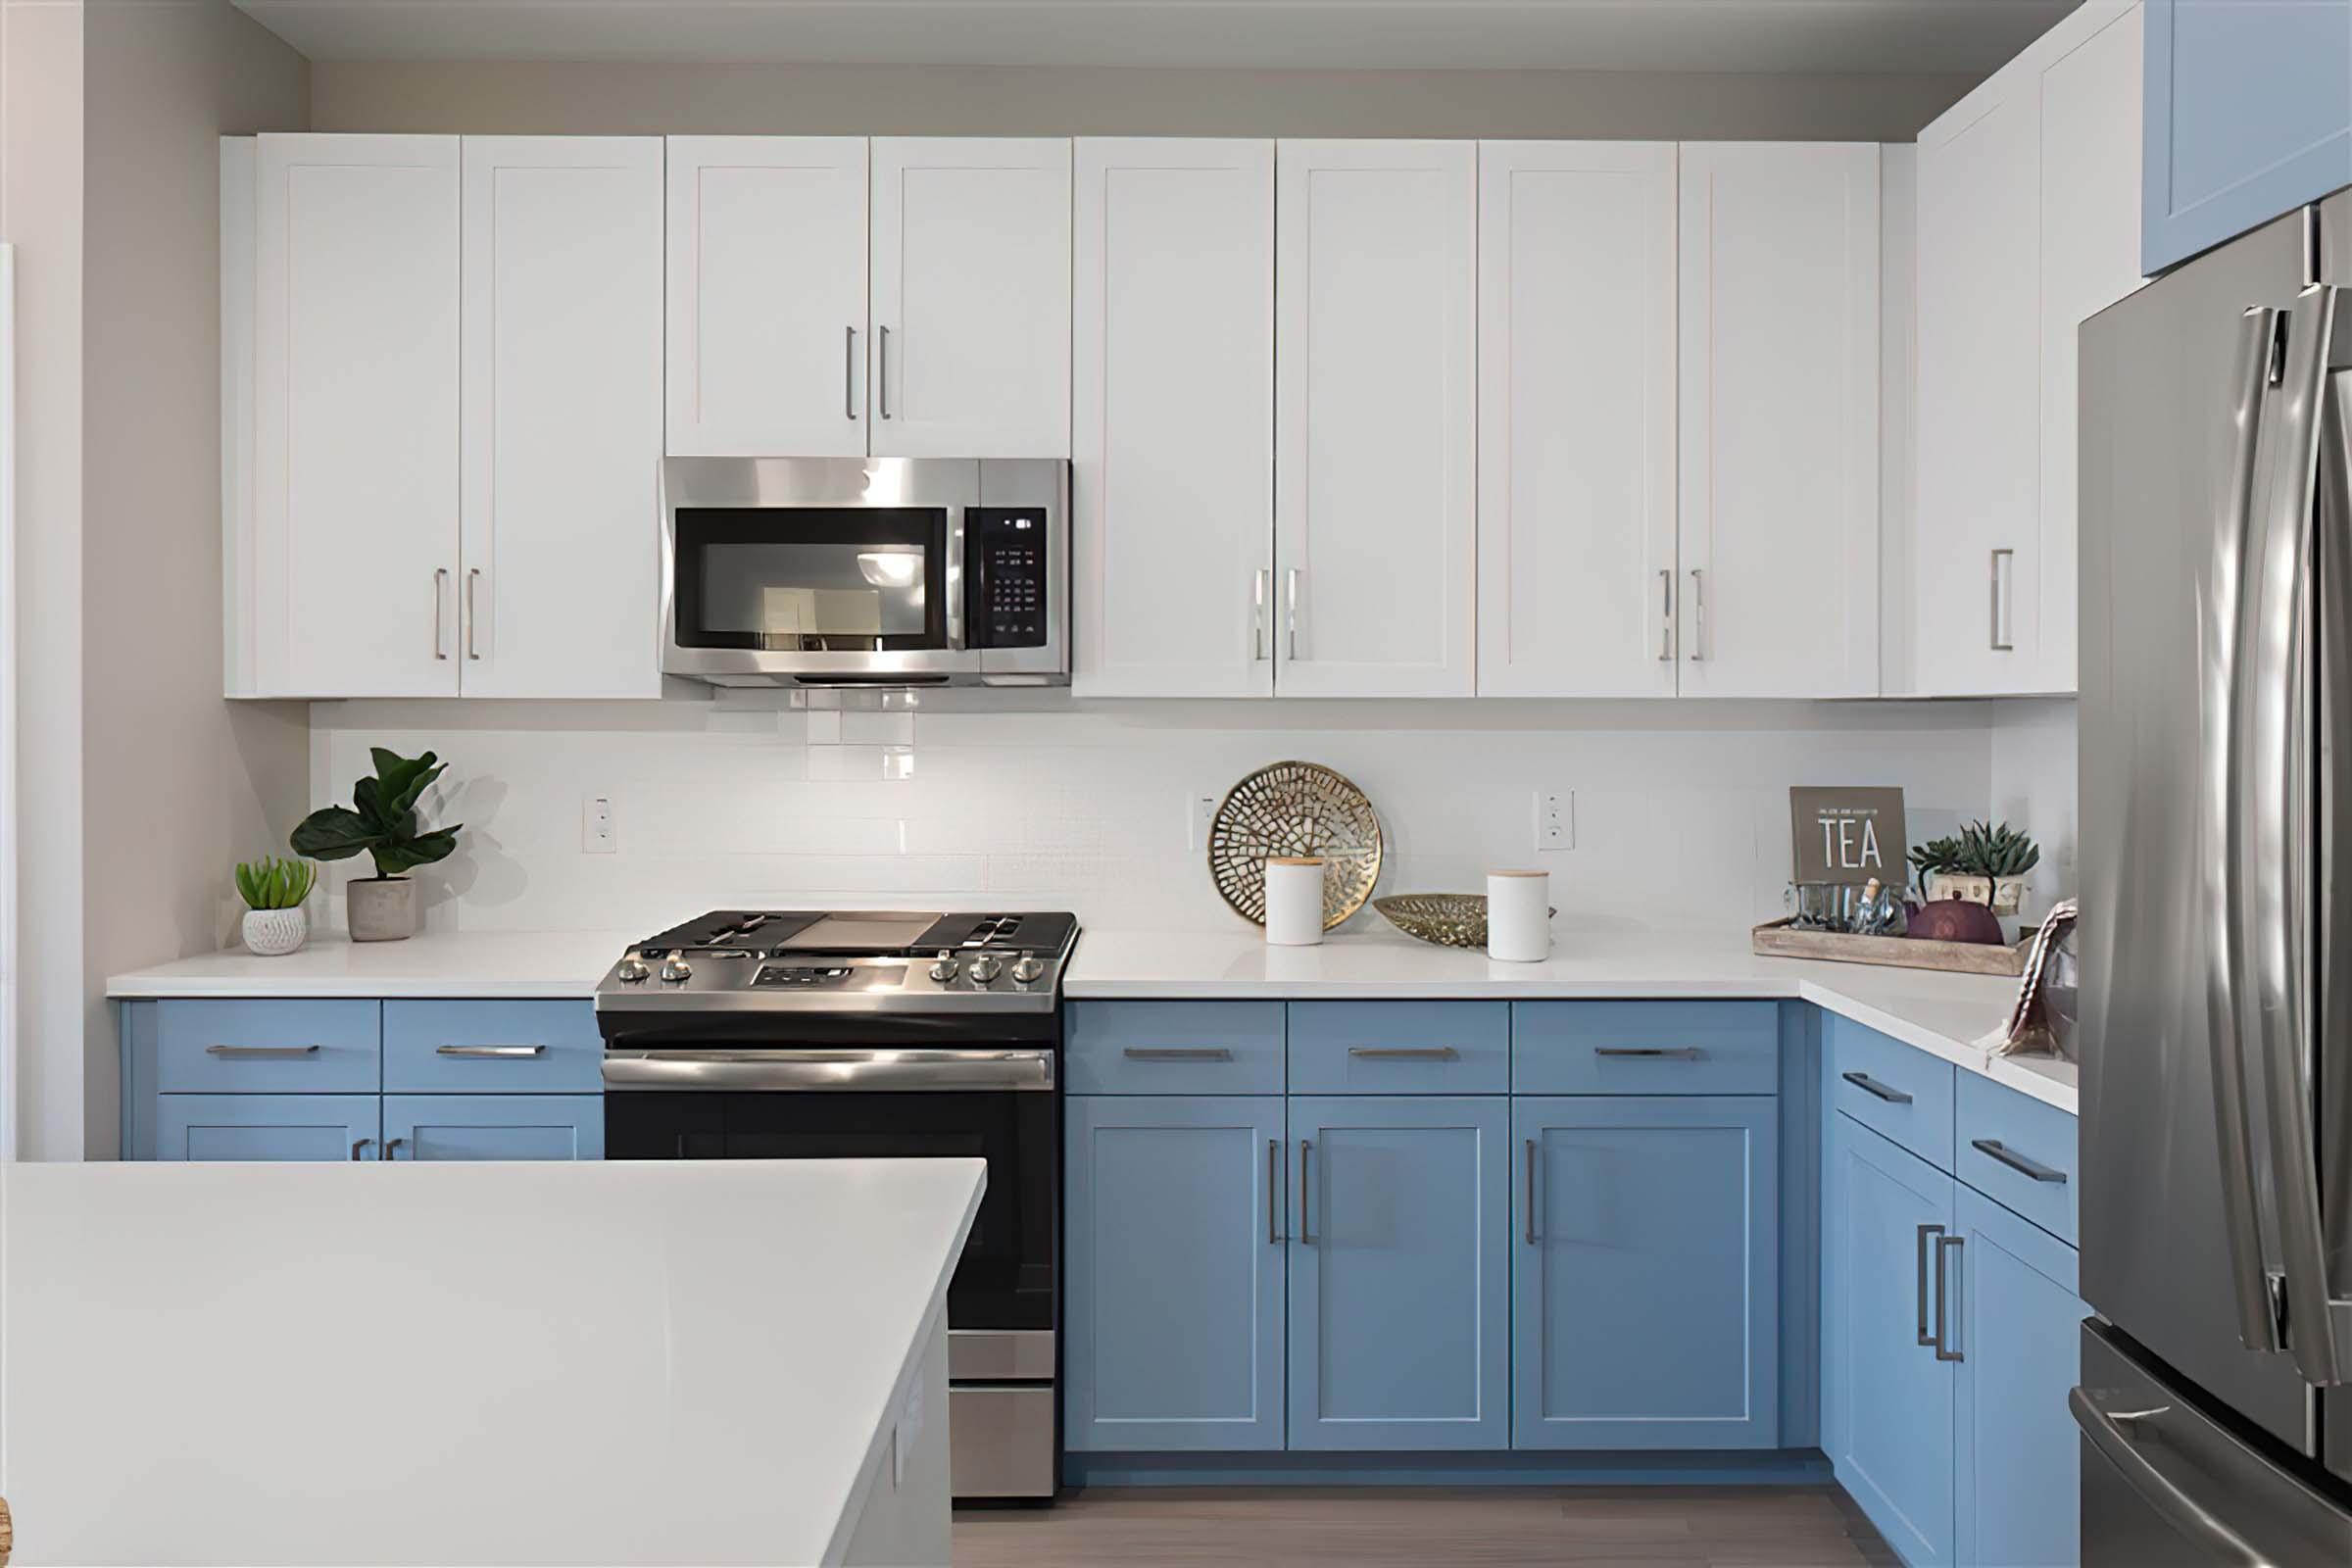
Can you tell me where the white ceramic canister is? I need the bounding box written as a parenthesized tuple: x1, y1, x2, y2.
(1487, 869, 1550, 962)
(1264, 858, 1328, 947)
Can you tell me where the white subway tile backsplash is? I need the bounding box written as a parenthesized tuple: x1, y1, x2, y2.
(311, 696, 2008, 933)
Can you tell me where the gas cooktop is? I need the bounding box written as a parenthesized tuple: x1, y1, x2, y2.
(594, 909, 1079, 1018)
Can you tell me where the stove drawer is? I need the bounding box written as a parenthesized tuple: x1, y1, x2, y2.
(1066, 1002, 1285, 1094)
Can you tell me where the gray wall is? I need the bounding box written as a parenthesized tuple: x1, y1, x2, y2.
(71, 0, 309, 1158)
(312, 58, 1974, 140)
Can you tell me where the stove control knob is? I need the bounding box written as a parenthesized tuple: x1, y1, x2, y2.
(614, 956, 650, 983)
(1011, 955, 1045, 984)
(928, 950, 960, 983)
(659, 955, 693, 984)
(968, 953, 1003, 985)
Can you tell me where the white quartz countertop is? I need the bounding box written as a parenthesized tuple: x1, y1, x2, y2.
(106, 920, 2075, 1113)
(1, 1157, 983, 1566)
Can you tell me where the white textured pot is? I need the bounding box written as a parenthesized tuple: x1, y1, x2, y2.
(347, 877, 417, 943)
(241, 906, 308, 956)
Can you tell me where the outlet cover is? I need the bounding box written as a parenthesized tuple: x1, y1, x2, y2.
(583, 795, 616, 854)
(1187, 793, 1221, 853)
(1536, 789, 1574, 851)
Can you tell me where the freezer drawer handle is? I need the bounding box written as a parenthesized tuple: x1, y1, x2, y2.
(2069, 1390, 2266, 1568)
(1969, 1138, 2067, 1184)
(1841, 1070, 1912, 1104)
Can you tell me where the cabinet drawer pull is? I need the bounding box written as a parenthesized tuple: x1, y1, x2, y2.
(1916, 1223, 1943, 1347)
(433, 567, 450, 660)
(1989, 548, 2016, 652)
(1524, 1139, 1539, 1245)
(465, 568, 483, 661)
(1266, 1138, 1281, 1245)
(1688, 566, 1707, 661)
(383, 1137, 407, 1162)
(877, 324, 892, 418)
(1657, 567, 1675, 662)
(1935, 1234, 1965, 1361)
(206, 1044, 319, 1058)
(1593, 1046, 1701, 1059)
(845, 324, 858, 420)
(1970, 1138, 2068, 1184)
(1842, 1070, 1913, 1104)
(1298, 1138, 1313, 1246)
(1348, 1046, 1457, 1060)
(1252, 569, 1268, 662)
(1121, 1047, 1232, 1062)
(435, 1044, 546, 1059)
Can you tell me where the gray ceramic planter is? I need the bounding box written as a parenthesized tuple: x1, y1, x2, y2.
(347, 876, 417, 942)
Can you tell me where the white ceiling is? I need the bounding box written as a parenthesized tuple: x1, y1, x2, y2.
(231, 0, 2078, 74)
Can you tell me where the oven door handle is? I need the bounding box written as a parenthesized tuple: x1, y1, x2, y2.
(601, 1049, 1056, 1092)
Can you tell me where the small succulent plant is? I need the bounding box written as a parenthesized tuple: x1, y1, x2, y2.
(234, 855, 318, 911)
(1910, 820, 2040, 890)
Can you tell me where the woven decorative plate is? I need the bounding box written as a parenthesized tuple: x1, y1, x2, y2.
(1209, 761, 1383, 930)
(1373, 894, 1492, 949)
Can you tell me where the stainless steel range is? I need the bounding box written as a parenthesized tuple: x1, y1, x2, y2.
(595, 909, 1078, 1502)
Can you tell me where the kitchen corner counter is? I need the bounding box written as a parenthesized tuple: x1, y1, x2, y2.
(106, 928, 638, 1000)
(1064, 924, 2079, 1114)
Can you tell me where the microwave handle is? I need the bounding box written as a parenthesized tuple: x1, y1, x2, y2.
(947, 509, 968, 651)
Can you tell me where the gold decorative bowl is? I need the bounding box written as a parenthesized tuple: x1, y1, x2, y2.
(1374, 894, 1494, 950)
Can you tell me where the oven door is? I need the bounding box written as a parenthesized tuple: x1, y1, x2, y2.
(603, 1052, 1056, 1334)
(662, 456, 981, 685)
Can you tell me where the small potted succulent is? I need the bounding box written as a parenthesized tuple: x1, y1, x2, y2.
(234, 856, 317, 956)
(290, 748, 463, 942)
(1909, 819, 2042, 915)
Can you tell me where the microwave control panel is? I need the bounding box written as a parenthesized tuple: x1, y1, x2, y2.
(966, 508, 1050, 649)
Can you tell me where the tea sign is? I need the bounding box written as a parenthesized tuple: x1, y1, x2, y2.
(1789, 787, 1908, 887)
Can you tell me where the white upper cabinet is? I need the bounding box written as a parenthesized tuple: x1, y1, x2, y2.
(870, 137, 1072, 459)
(1275, 140, 1478, 699)
(461, 137, 664, 699)
(1476, 141, 1679, 698)
(1072, 139, 1275, 698)
(1677, 142, 1882, 699)
(250, 133, 462, 698)
(1912, 1, 2143, 696)
(664, 136, 867, 458)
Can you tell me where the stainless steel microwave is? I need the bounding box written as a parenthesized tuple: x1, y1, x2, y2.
(661, 457, 1069, 687)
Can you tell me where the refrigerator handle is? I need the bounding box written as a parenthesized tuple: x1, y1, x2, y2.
(2239, 282, 2352, 1384)
(2206, 304, 2290, 1357)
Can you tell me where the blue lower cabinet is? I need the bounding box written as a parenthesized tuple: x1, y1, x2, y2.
(155, 1094, 382, 1161)
(1286, 1095, 1509, 1451)
(1828, 1112, 1957, 1567)
(381, 1094, 604, 1161)
(1511, 1097, 1779, 1449)
(1063, 1096, 1286, 1451)
(1953, 1186, 2085, 1568)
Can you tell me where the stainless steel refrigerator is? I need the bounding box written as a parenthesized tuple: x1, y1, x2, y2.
(2078, 191, 2352, 1563)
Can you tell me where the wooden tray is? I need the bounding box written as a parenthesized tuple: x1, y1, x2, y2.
(1751, 916, 2032, 977)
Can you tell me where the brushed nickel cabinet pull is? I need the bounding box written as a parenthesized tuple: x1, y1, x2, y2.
(206, 1044, 319, 1058)
(1657, 567, 1675, 662)
(433, 567, 450, 660)
(1348, 1046, 1457, 1060)
(1122, 1047, 1232, 1062)
(1688, 567, 1707, 661)
(1990, 548, 2016, 651)
(466, 568, 482, 660)
(845, 324, 858, 419)
(1286, 568, 1299, 662)
(436, 1044, 546, 1059)
(877, 324, 892, 418)
(1253, 569, 1268, 662)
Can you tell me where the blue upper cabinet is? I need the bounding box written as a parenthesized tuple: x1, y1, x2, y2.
(1953, 1186, 2087, 1568)
(1063, 1095, 1287, 1452)
(1511, 1096, 1780, 1449)
(1827, 1112, 1959, 1568)
(2143, 0, 2352, 272)
(1286, 1095, 1510, 1450)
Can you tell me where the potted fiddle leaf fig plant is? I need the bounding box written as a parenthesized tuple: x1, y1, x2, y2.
(290, 749, 463, 942)
(234, 855, 317, 956)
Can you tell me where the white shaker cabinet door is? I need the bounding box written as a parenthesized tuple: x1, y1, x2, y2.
(664, 136, 868, 458)
(1275, 140, 1478, 699)
(1477, 141, 1679, 698)
(461, 137, 664, 699)
(1677, 142, 1881, 699)
(2035, 1, 2146, 694)
(870, 137, 1071, 459)
(1915, 72, 2043, 695)
(1073, 138, 1275, 698)
(252, 133, 462, 697)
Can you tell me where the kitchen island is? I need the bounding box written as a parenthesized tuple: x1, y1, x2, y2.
(0, 1157, 982, 1566)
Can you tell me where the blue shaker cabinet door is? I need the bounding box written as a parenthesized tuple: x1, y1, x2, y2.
(1954, 1186, 2086, 1568)
(2143, 0, 2352, 272)
(1286, 1095, 1510, 1451)
(380, 1095, 605, 1161)
(155, 1094, 382, 1161)
(1828, 1112, 1959, 1568)
(1062, 1096, 1287, 1451)
(1511, 1097, 1780, 1449)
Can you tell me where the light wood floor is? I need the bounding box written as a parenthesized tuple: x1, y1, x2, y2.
(953, 1485, 1899, 1567)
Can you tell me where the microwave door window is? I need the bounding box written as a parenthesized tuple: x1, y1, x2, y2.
(674, 508, 947, 652)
